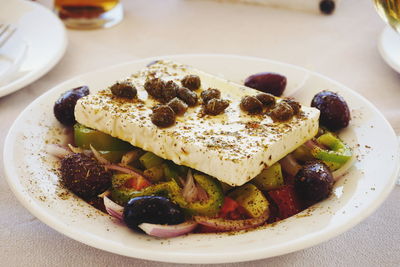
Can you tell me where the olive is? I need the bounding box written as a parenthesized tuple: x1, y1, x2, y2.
(144, 78, 165, 99)
(240, 96, 263, 114)
(181, 75, 201, 91)
(283, 99, 301, 115)
(295, 161, 334, 202)
(255, 93, 276, 108)
(204, 98, 229, 115)
(123, 196, 185, 231)
(167, 97, 188, 116)
(162, 80, 179, 103)
(200, 88, 221, 104)
(151, 105, 176, 128)
(54, 86, 89, 126)
(177, 87, 198, 106)
(244, 72, 287, 96)
(269, 101, 294, 122)
(319, 0, 335, 15)
(60, 153, 112, 200)
(110, 81, 137, 99)
(311, 91, 350, 131)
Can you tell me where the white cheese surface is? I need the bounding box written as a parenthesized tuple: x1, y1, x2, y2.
(75, 60, 319, 186)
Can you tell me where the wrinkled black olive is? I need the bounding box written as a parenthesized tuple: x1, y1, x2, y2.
(295, 161, 334, 202)
(110, 81, 137, 99)
(123, 196, 185, 232)
(319, 0, 335, 15)
(151, 105, 176, 127)
(269, 101, 294, 121)
(311, 91, 350, 131)
(177, 87, 198, 106)
(54, 86, 90, 126)
(167, 97, 188, 116)
(144, 78, 165, 99)
(240, 96, 263, 114)
(200, 88, 221, 104)
(283, 99, 301, 115)
(181, 75, 201, 91)
(255, 93, 276, 108)
(244, 72, 287, 96)
(204, 98, 229, 115)
(60, 153, 111, 199)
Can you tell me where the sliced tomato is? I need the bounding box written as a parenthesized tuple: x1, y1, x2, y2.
(218, 197, 249, 220)
(268, 184, 302, 220)
(124, 176, 151, 191)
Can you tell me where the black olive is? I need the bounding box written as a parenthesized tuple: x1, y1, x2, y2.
(240, 96, 263, 114)
(151, 105, 176, 128)
(244, 72, 287, 96)
(53, 86, 90, 126)
(60, 153, 112, 200)
(204, 98, 229, 115)
(311, 91, 350, 131)
(283, 99, 301, 115)
(167, 97, 188, 116)
(123, 196, 185, 231)
(144, 78, 165, 99)
(295, 161, 334, 202)
(201, 88, 221, 104)
(181, 75, 201, 91)
(255, 93, 276, 108)
(177, 87, 198, 106)
(162, 80, 179, 103)
(110, 81, 137, 99)
(319, 0, 335, 15)
(269, 101, 294, 122)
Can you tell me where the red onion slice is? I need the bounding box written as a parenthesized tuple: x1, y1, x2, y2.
(105, 164, 146, 179)
(120, 150, 140, 166)
(89, 144, 110, 165)
(194, 211, 269, 232)
(280, 154, 302, 176)
(139, 221, 198, 238)
(103, 195, 124, 221)
(45, 144, 72, 158)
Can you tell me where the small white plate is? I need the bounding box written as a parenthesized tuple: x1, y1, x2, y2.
(378, 26, 400, 73)
(0, 0, 67, 98)
(3, 55, 400, 264)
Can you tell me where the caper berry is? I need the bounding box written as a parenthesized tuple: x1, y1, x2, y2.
(181, 75, 201, 91)
(167, 97, 188, 116)
(255, 93, 276, 108)
(269, 101, 294, 122)
(144, 78, 165, 99)
(240, 96, 263, 114)
(151, 105, 176, 128)
(204, 98, 229, 115)
(201, 88, 221, 104)
(110, 81, 137, 99)
(177, 87, 198, 106)
(283, 99, 301, 115)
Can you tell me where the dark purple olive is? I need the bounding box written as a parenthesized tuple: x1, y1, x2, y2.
(54, 86, 90, 126)
(244, 72, 287, 96)
(295, 161, 334, 202)
(123, 196, 185, 231)
(311, 91, 350, 131)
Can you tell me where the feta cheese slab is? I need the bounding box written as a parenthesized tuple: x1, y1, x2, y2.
(75, 60, 319, 186)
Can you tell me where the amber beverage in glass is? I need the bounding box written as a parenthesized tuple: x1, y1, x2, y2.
(54, 0, 123, 29)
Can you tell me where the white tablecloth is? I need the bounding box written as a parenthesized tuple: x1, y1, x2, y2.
(1, 0, 399, 266)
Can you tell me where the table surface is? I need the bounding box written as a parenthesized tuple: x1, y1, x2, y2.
(1, 0, 399, 266)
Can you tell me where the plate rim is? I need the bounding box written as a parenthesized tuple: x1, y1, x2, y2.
(378, 26, 400, 74)
(3, 54, 400, 264)
(0, 0, 68, 98)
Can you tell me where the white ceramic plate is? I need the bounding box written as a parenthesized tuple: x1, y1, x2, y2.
(4, 55, 399, 264)
(0, 0, 67, 97)
(378, 26, 400, 74)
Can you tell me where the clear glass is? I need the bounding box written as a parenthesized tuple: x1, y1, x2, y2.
(373, 0, 400, 33)
(54, 0, 123, 30)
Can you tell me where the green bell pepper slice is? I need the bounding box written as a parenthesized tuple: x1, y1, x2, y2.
(311, 132, 352, 164)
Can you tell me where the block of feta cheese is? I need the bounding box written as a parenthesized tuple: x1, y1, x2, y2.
(75, 60, 319, 186)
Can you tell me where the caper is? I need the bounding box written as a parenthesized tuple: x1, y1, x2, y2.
(269, 101, 294, 122)
(204, 98, 229, 115)
(110, 81, 137, 99)
(283, 99, 301, 115)
(151, 105, 176, 128)
(181, 75, 201, 91)
(162, 80, 179, 103)
(240, 96, 263, 114)
(201, 88, 221, 104)
(167, 97, 188, 116)
(255, 93, 276, 108)
(177, 87, 198, 106)
(144, 78, 165, 99)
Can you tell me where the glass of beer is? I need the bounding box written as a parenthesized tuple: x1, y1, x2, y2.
(54, 0, 123, 30)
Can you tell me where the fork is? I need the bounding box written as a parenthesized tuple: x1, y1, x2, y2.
(0, 23, 16, 48)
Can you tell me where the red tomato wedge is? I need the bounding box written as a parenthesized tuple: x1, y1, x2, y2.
(268, 184, 302, 220)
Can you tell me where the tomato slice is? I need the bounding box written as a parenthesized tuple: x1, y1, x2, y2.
(124, 176, 151, 191)
(268, 184, 302, 220)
